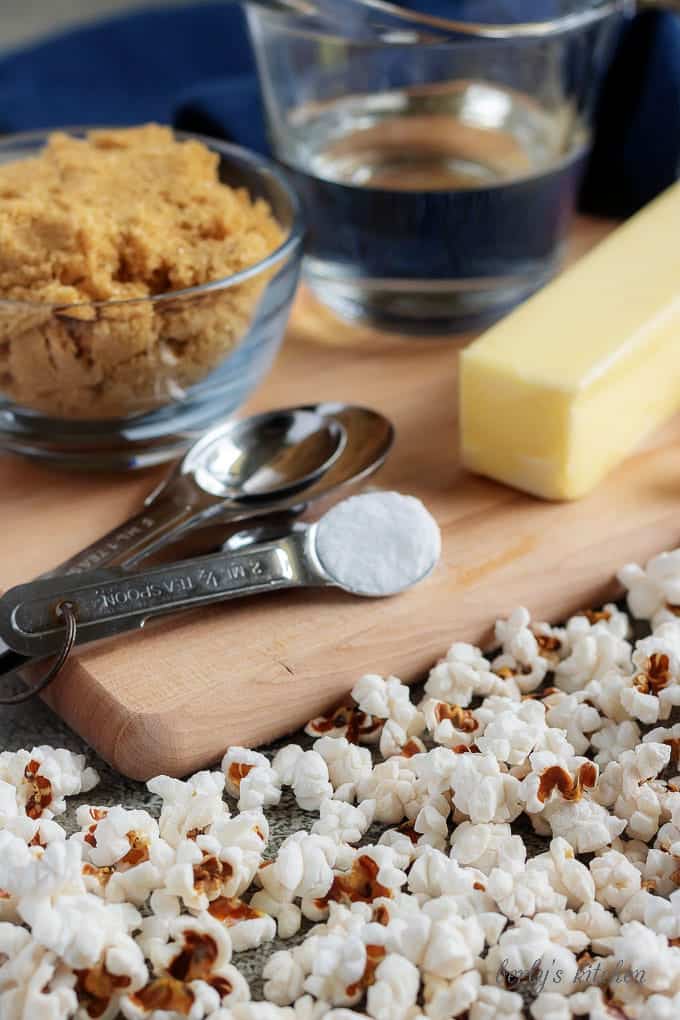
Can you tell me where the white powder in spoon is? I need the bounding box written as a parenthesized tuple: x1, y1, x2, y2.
(314, 490, 441, 597)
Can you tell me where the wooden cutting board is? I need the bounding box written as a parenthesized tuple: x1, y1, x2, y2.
(3, 216, 679, 781)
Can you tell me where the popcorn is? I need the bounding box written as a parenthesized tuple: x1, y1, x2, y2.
(566, 900, 620, 954)
(147, 772, 228, 846)
(262, 949, 306, 1005)
(425, 642, 517, 706)
(642, 847, 680, 896)
(408, 746, 458, 798)
(619, 623, 680, 724)
(419, 698, 480, 750)
(25, 891, 142, 973)
(450, 754, 523, 824)
(222, 748, 281, 813)
(352, 674, 424, 734)
(378, 721, 425, 760)
(311, 800, 374, 866)
(608, 836, 649, 869)
(356, 759, 419, 825)
(272, 748, 332, 813)
(618, 547, 680, 624)
(305, 704, 383, 745)
(365, 953, 419, 1020)
(158, 813, 267, 912)
(419, 899, 485, 980)
(75, 804, 174, 907)
(529, 838, 595, 910)
(0, 834, 85, 905)
(543, 690, 602, 756)
(259, 831, 337, 903)
(407, 846, 481, 900)
(595, 742, 671, 841)
(0, 924, 77, 1020)
(622, 888, 680, 941)
(249, 889, 301, 940)
(490, 652, 548, 695)
(487, 863, 567, 922)
(302, 932, 377, 1006)
(583, 670, 630, 723)
(607, 920, 680, 994)
(484, 918, 579, 997)
(422, 969, 481, 1019)
(642, 992, 680, 1020)
(590, 850, 641, 911)
(492, 607, 550, 693)
(470, 985, 524, 1020)
(475, 700, 549, 766)
(591, 719, 641, 767)
(554, 616, 631, 692)
(450, 821, 525, 876)
(313, 737, 372, 801)
(411, 795, 449, 852)
(645, 721, 680, 766)
(130, 911, 249, 1018)
(495, 607, 541, 667)
(319, 847, 407, 916)
(569, 987, 619, 1020)
(521, 750, 600, 816)
(530, 992, 572, 1020)
(377, 827, 423, 873)
(634, 621, 680, 675)
(206, 896, 276, 953)
(0, 746, 98, 821)
(530, 910, 589, 954)
(158, 839, 226, 912)
(540, 798, 626, 854)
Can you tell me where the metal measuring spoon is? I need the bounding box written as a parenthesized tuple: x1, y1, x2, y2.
(54, 403, 393, 576)
(56, 407, 346, 576)
(0, 493, 439, 659)
(0, 404, 394, 699)
(0, 407, 343, 674)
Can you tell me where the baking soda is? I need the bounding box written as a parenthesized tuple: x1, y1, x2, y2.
(315, 490, 441, 597)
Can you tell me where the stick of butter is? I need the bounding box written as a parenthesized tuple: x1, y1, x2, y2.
(460, 182, 680, 500)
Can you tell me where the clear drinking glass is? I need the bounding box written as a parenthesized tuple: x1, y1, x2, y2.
(246, 1, 625, 333)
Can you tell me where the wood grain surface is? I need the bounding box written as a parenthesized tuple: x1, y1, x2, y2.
(3, 216, 678, 780)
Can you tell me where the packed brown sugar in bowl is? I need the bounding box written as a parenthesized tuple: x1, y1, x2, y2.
(0, 125, 284, 418)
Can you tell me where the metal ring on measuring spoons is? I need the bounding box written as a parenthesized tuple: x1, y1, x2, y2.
(0, 601, 77, 705)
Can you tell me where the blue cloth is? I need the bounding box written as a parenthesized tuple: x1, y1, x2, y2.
(0, 2, 678, 217)
(0, 3, 257, 133)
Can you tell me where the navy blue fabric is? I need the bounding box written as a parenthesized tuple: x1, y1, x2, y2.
(580, 10, 680, 216)
(0, 2, 254, 131)
(0, 2, 678, 217)
(174, 73, 268, 155)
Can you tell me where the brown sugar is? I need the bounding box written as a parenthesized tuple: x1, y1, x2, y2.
(0, 125, 284, 419)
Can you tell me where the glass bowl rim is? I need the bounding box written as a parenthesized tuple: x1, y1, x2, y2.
(0, 126, 305, 313)
(246, 0, 627, 44)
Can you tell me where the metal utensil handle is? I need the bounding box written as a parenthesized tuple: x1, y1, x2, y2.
(54, 495, 202, 576)
(0, 536, 312, 659)
(0, 494, 206, 682)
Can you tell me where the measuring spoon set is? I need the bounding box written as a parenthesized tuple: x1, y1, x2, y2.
(0, 402, 425, 702)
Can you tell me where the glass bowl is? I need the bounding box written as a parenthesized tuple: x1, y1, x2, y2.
(0, 129, 304, 468)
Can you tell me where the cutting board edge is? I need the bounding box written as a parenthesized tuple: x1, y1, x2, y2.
(41, 571, 630, 781)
